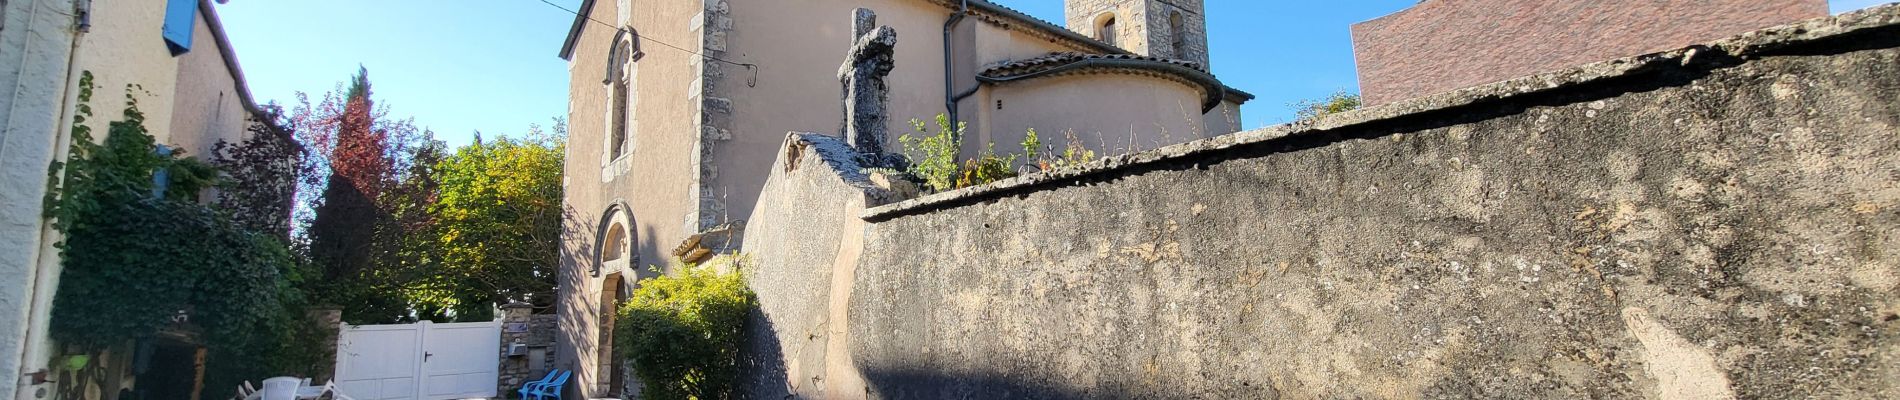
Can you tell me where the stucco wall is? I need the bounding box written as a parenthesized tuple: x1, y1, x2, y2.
(831, 8, 1900, 399)
(712, 0, 1234, 227)
(0, 1, 80, 397)
(978, 73, 1209, 157)
(716, 0, 973, 229)
(75, 0, 182, 145)
(168, 9, 252, 162)
(555, 0, 704, 397)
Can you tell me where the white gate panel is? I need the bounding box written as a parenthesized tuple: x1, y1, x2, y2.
(421, 322, 500, 399)
(337, 325, 423, 400)
(336, 321, 499, 400)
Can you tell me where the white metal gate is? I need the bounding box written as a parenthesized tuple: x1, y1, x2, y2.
(335, 320, 500, 400)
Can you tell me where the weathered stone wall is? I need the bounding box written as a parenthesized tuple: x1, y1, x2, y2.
(498, 304, 558, 397)
(838, 8, 1900, 399)
(739, 133, 892, 399)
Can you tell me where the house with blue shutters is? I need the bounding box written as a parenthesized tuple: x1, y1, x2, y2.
(0, 1, 275, 398)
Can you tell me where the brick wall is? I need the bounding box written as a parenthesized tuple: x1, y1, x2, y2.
(1352, 0, 1827, 105)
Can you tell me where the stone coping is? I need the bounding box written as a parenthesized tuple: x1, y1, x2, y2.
(861, 4, 1900, 222)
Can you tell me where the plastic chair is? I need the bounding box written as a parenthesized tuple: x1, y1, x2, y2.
(519, 369, 569, 400)
(259, 377, 302, 400)
(516, 370, 555, 400)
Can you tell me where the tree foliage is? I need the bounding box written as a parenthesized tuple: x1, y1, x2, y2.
(616, 261, 756, 400)
(211, 105, 304, 238)
(412, 124, 566, 320)
(291, 67, 425, 323)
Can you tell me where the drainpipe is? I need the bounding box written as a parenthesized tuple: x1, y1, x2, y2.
(942, 0, 973, 137)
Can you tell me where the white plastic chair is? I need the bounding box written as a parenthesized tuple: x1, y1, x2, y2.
(260, 377, 301, 400)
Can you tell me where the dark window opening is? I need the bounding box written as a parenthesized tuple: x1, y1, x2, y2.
(610, 79, 629, 159)
(1169, 12, 1187, 58)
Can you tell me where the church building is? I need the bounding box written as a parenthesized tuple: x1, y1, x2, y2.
(553, 0, 1251, 397)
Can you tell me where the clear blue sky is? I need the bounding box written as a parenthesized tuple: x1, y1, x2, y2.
(217, 0, 1892, 148)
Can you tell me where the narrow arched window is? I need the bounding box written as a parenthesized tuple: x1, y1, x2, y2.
(1169, 11, 1186, 58)
(1098, 14, 1118, 47)
(604, 28, 644, 164)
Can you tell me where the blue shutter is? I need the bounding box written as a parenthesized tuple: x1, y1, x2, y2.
(152, 145, 172, 199)
(162, 0, 198, 54)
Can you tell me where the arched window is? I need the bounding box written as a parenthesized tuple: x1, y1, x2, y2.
(594, 204, 636, 277)
(1097, 14, 1118, 47)
(603, 29, 644, 163)
(1169, 11, 1187, 58)
(601, 224, 627, 262)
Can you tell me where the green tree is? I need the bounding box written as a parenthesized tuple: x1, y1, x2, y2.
(418, 122, 566, 319)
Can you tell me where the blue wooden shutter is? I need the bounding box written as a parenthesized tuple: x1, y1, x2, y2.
(162, 0, 198, 54)
(152, 145, 173, 198)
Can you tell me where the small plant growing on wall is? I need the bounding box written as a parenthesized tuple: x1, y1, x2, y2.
(900, 115, 1071, 192)
(899, 115, 965, 192)
(615, 258, 757, 400)
(1026, 129, 1098, 172)
(1291, 90, 1362, 122)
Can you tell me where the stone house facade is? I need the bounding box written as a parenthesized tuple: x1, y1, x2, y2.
(553, 0, 1252, 397)
(1, 0, 276, 398)
(1352, 0, 1829, 105)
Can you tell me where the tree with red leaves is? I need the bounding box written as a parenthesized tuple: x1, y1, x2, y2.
(291, 68, 424, 322)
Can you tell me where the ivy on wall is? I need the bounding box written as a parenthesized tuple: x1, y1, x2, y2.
(45, 72, 323, 398)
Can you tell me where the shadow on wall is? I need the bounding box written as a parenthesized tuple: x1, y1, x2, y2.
(555, 204, 597, 400)
(735, 307, 789, 398)
(856, 366, 1215, 400)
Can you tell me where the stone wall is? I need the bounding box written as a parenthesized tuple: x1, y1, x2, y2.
(739, 133, 894, 399)
(498, 304, 558, 397)
(741, 6, 1900, 399)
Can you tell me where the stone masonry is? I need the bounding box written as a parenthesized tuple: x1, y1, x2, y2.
(497, 303, 558, 397)
(741, 6, 1900, 399)
(1064, 0, 1210, 67)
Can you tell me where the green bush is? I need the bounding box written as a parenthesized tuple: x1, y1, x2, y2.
(898, 115, 964, 192)
(615, 262, 757, 400)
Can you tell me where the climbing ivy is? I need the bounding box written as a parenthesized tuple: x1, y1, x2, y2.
(46, 72, 315, 396)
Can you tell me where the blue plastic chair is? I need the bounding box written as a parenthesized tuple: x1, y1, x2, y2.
(518, 369, 568, 400)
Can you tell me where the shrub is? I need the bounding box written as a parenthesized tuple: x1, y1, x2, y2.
(1292, 90, 1362, 121)
(898, 115, 963, 192)
(956, 143, 1018, 189)
(615, 261, 757, 400)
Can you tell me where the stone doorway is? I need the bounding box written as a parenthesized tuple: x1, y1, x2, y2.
(596, 273, 628, 396)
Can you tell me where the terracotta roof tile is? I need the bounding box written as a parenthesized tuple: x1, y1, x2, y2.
(979, 52, 1206, 78)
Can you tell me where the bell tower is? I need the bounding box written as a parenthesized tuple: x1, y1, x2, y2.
(1065, 0, 1209, 67)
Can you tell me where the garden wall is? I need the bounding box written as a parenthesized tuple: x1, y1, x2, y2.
(744, 6, 1900, 399)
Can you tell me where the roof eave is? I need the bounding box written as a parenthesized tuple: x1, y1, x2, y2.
(557, 0, 598, 60)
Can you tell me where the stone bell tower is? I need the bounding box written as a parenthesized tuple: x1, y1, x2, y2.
(1065, 0, 1210, 67)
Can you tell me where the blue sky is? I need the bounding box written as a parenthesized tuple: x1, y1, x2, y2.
(217, 0, 1893, 148)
